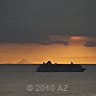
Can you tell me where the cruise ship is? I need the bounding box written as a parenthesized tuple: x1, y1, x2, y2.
(37, 61, 86, 72)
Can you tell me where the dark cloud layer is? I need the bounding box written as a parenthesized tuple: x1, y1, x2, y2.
(0, 0, 96, 43)
(37, 40, 69, 46)
(84, 41, 96, 47)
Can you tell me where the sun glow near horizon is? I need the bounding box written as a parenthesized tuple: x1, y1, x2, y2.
(0, 36, 96, 64)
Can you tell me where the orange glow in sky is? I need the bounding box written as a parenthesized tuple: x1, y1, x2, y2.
(70, 36, 87, 41)
(0, 36, 96, 64)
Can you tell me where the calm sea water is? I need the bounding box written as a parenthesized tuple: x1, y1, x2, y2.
(0, 64, 96, 96)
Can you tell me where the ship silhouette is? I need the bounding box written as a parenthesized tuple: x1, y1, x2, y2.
(37, 61, 86, 72)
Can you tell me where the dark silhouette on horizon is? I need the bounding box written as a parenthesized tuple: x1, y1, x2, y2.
(17, 58, 29, 64)
(37, 61, 87, 72)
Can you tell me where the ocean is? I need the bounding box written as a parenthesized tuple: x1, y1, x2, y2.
(0, 64, 96, 96)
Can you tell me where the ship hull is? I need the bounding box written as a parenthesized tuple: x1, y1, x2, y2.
(37, 64, 87, 72)
(37, 69, 86, 72)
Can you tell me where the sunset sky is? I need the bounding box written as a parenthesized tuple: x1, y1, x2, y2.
(0, 0, 96, 64)
(0, 36, 96, 64)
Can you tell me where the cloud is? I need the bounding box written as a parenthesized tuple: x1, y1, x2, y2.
(48, 35, 70, 45)
(84, 41, 96, 47)
(36, 40, 69, 46)
(50, 40, 69, 45)
(35, 35, 69, 46)
(22, 35, 95, 46)
(49, 35, 71, 41)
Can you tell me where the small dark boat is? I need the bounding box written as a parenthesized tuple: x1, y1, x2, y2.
(37, 61, 86, 72)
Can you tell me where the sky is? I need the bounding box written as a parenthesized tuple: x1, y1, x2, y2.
(0, 0, 96, 64)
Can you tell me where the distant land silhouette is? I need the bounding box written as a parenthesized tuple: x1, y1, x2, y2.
(17, 58, 29, 64)
(37, 61, 87, 72)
